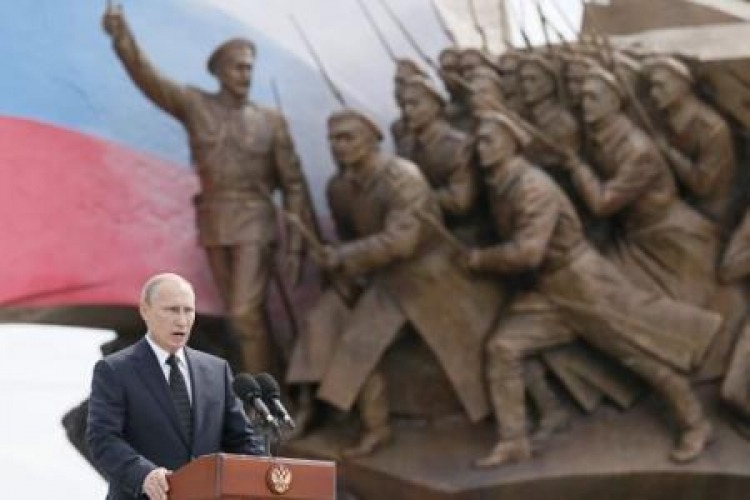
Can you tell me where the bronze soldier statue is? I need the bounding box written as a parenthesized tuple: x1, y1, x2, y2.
(439, 48, 473, 132)
(288, 109, 503, 457)
(563, 65, 749, 382)
(468, 111, 719, 467)
(399, 76, 477, 238)
(467, 66, 506, 115)
(645, 56, 738, 229)
(519, 53, 581, 167)
(496, 50, 524, 114)
(566, 65, 720, 307)
(390, 59, 428, 156)
(561, 53, 595, 122)
(102, 5, 314, 373)
(459, 48, 495, 80)
(719, 212, 750, 433)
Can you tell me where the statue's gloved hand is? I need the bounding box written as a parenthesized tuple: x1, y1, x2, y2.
(463, 249, 482, 272)
(102, 2, 128, 40)
(312, 245, 342, 272)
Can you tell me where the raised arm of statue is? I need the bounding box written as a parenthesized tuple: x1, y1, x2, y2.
(102, 4, 189, 120)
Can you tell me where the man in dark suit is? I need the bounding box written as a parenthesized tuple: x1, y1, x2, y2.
(87, 273, 265, 500)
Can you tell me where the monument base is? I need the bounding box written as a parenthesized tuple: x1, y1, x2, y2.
(284, 386, 750, 500)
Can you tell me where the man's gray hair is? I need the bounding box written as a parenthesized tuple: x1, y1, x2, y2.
(140, 273, 194, 305)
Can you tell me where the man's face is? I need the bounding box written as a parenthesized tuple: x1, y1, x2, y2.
(329, 118, 375, 168)
(439, 52, 462, 94)
(649, 67, 688, 110)
(582, 78, 619, 125)
(460, 52, 483, 79)
(140, 279, 196, 354)
(470, 78, 502, 113)
(477, 121, 516, 168)
(520, 63, 555, 105)
(403, 87, 440, 132)
(216, 47, 254, 100)
(497, 57, 520, 98)
(565, 63, 588, 106)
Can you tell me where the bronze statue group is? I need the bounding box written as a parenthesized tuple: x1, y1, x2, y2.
(101, 3, 750, 469)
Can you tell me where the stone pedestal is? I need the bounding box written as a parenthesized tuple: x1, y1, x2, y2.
(284, 387, 750, 500)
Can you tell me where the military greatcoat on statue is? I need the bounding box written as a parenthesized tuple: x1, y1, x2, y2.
(291, 155, 503, 422)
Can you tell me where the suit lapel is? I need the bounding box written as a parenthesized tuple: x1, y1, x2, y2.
(133, 339, 191, 451)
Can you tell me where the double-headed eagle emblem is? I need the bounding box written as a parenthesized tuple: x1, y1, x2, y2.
(266, 463, 293, 495)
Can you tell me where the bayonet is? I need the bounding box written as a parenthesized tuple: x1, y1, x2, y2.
(289, 14, 348, 107)
(468, 0, 489, 52)
(356, 0, 398, 63)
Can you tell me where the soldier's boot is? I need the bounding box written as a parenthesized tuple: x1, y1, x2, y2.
(646, 364, 714, 463)
(671, 419, 714, 463)
(342, 371, 393, 459)
(287, 385, 315, 441)
(474, 438, 532, 468)
(477, 343, 533, 468)
(527, 360, 570, 443)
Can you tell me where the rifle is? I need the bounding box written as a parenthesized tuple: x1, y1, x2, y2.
(356, 0, 398, 63)
(468, 0, 489, 53)
(415, 210, 470, 259)
(377, 0, 572, 160)
(430, 0, 458, 47)
(289, 14, 348, 107)
(262, 191, 355, 307)
(582, 6, 679, 173)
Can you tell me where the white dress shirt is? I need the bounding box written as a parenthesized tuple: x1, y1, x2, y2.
(145, 333, 193, 405)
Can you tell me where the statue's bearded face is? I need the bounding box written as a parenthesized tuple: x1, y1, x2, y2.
(216, 48, 254, 100)
(403, 87, 441, 132)
(476, 121, 516, 168)
(582, 78, 620, 125)
(328, 118, 377, 168)
(649, 67, 688, 110)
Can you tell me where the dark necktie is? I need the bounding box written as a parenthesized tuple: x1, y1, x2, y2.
(166, 355, 193, 440)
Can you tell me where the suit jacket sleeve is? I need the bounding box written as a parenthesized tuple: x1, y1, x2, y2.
(220, 361, 267, 456)
(87, 359, 157, 498)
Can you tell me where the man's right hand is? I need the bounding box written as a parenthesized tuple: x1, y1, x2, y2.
(143, 467, 171, 500)
(102, 2, 127, 39)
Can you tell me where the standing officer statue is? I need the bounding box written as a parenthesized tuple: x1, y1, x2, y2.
(102, 4, 314, 373)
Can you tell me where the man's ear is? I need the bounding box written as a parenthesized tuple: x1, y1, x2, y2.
(139, 302, 149, 323)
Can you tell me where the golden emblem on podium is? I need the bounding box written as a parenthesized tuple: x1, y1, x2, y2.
(266, 462, 293, 495)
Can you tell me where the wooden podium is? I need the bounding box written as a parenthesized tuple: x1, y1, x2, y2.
(168, 453, 336, 500)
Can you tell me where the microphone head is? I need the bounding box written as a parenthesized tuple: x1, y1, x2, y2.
(255, 372, 281, 399)
(232, 373, 262, 401)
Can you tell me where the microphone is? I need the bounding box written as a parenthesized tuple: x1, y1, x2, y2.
(255, 373, 296, 430)
(232, 373, 280, 430)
